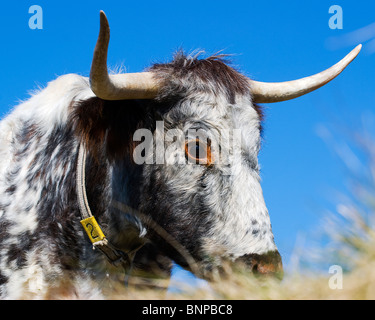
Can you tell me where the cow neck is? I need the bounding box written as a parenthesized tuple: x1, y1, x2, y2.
(76, 141, 133, 273)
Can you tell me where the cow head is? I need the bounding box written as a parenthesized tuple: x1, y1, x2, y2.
(74, 12, 360, 280)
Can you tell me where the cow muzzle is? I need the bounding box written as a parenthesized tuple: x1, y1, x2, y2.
(237, 250, 283, 279)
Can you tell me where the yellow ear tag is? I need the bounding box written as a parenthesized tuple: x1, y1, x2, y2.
(80, 216, 106, 244)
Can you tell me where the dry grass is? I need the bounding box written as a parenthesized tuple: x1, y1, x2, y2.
(104, 206, 375, 300)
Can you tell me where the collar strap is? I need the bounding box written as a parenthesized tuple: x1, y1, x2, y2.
(76, 142, 131, 271)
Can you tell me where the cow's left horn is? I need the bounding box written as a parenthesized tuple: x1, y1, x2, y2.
(90, 11, 159, 100)
(249, 44, 362, 103)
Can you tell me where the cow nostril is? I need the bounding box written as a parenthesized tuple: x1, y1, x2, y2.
(252, 263, 259, 274)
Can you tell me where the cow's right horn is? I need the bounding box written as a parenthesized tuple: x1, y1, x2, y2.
(90, 11, 159, 100)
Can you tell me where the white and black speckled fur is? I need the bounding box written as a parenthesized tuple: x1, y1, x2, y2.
(0, 53, 281, 299)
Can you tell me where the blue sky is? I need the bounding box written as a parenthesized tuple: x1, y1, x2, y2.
(0, 1, 373, 278)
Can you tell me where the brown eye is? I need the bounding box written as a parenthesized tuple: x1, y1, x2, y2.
(185, 139, 213, 165)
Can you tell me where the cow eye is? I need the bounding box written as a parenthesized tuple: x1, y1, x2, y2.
(185, 139, 213, 165)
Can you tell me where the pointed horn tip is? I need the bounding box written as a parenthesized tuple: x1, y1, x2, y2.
(97, 10, 110, 42)
(353, 44, 362, 57)
(349, 44, 362, 58)
(344, 44, 362, 63)
(339, 44, 362, 69)
(99, 11, 110, 30)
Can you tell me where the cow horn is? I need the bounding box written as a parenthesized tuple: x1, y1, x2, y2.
(249, 44, 362, 103)
(91, 11, 361, 103)
(90, 11, 159, 100)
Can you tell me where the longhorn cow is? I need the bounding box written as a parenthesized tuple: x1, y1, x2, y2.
(0, 11, 361, 299)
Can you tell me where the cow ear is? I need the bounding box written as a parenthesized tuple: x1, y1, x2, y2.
(71, 97, 148, 161)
